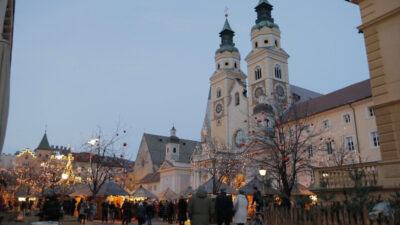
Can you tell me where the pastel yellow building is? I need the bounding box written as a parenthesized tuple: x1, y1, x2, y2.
(346, 0, 400, 188)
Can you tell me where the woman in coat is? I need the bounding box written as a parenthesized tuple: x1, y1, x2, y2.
(233, 190, 248, 225)
(187, 187, 214, 225)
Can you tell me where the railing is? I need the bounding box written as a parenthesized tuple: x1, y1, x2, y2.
(313, 161, 380, 189)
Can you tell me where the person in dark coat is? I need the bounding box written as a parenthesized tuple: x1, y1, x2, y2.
(101, 200, 109, 223)
(160, 201, 168, 222)
(252, 186, 263, 213)
(178, 196, 187, 225)
(215, 188, 234, 225)
(167, 200, 174, 224)
(187, 187, 214, 225)
(146, 201, 155, 225)
(136, 202, 147, 225)
(121, 199, 131, 225)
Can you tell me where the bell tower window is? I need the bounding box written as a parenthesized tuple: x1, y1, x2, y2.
(264, 39, 268, 44)
(225, 62, 229, 66)
(255, 41, 258, 48)
(274, 64, 282, 79)
(218, 64, 220, 69)
(216, 87, 222, 98)
(235, 92, 240, 106)
(275, 40, 279, 47)
(234, 62, 237, 68)
(254, 67, 262, 80)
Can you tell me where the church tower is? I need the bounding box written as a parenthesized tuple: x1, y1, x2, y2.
(246, 0, 291, 112)
(165, 126, 180, 161)
(209, 16, 248, 149)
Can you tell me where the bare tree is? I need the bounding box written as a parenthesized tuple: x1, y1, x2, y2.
(81, 127, 128, 199)
(243, 98, 320, 199)
(191, 139, 244, 194)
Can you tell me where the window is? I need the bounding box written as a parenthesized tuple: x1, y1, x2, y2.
(167, 148, 169, 153)
(371, 131, 380, 147)
(264, 39, 268, 44)
(254, 67, 262, 80)
(310, 171, 315, 184)
(173, 148, 176, 153)
(275, 40, 279, 47)
(218, 64, 220, 69)
(368, 107, 375, 117)
(225, 62, 229, 66)
(307, 145, 313, 158)
(306, 125, 312, 133)
(274, 64, 282, 79)
(346, 136, 355, 151)
(322, 120, 330, 129)
(343, 114, 351, 124)
(326, 142, 333, 155)
(216, 87, 222, 98)
(234, 62, 237, 68)
(235, 92, 240, 106)
(255, 41, 258, 48)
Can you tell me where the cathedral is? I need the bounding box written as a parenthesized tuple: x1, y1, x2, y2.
(134, 0, 380, 195)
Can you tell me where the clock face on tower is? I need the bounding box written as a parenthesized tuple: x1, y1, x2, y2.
(215, 102, 223, 116)
(274, 83, 286, 100)
(234, 130, 245, 147)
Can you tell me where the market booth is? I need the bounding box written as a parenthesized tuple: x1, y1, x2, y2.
(239, 177, 278, 217)
(131, 185, 158, 201)
(158, 188, 178, 201)
(70, 181, 129, 219)
(180, 186, 195, 199)
(196, 178, 237, 195)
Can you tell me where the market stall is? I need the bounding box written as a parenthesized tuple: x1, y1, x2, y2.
(131, 185, 158, 201)
(180, 186, 195, 199)
(158, 188, 178, 201)
(196, 178, 237, 195)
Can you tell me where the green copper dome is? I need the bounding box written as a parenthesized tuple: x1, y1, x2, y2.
(37, 133, 52, 150)
(216, 18, 239, 54)
(252, 0, 279, 31)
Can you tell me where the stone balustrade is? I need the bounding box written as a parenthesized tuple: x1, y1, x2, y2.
(313, 161, 380, 189)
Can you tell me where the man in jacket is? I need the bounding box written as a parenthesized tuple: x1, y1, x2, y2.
(187, 187, 214, 225)
(215, 188, 234, 225)
(252, 187, 263, 213)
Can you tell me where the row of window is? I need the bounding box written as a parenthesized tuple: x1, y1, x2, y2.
(254, 64, 282, 81)
(217, 61, 238, 70)
(216, 89, 241, 106)
(306, 131, 380, 158)
(317, 107, 375, 130)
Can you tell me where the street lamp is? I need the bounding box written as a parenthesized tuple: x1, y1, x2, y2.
(259, 168, 267, 213)
(259, 169, 267, 177)
(61, 173, 69, 180)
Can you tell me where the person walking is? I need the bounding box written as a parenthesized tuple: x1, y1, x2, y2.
(167, 200, 174, 224)
(136, 202, 146, 225)
(145, 200, 155, 225)
(101, 200, 109, 223)
(187, 187, 214, 225)
(109, 201, 116, 223)
(121, 199, 131, 225)
(88, 201, 97, 221)
(233, 190, 248, 225)
(177, 196, 187, 225)
(252, 187, 263, 213)
(78, 200, 88, 225)
(215, 188, 234, 225)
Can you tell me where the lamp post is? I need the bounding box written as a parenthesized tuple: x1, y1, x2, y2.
(259, 168, 267, 213)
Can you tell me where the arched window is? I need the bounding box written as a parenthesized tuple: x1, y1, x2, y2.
(254, 66, 262, 80)
(275, 40, 279, 47)
(274, 64, 282, 79)
(255, 41, 258, 48)
(217, 64, 220, 69)
(234, 62, 237, 68)
(216, 87, 222, 98)
(235, 92, 240, 106)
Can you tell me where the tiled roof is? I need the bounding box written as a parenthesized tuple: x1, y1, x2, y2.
(139, 172, 160, 184)
(143, 133, 200, 167)
(71, 152, 134, 169)
(290, 85, 322, 104)
(295, 79, 371, 118)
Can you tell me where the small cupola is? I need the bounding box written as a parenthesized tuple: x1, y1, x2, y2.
(166, 125, 180, 161)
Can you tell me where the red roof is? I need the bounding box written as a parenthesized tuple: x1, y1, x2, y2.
(294, 79, 371, 118)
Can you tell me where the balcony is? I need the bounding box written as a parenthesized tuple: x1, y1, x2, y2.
(313, 161, 380, 190)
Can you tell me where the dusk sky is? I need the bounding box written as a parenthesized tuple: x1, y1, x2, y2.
(3, 0, 369, 160)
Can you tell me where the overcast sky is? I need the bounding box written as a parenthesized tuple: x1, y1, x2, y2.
(3, 0, 369, 160)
